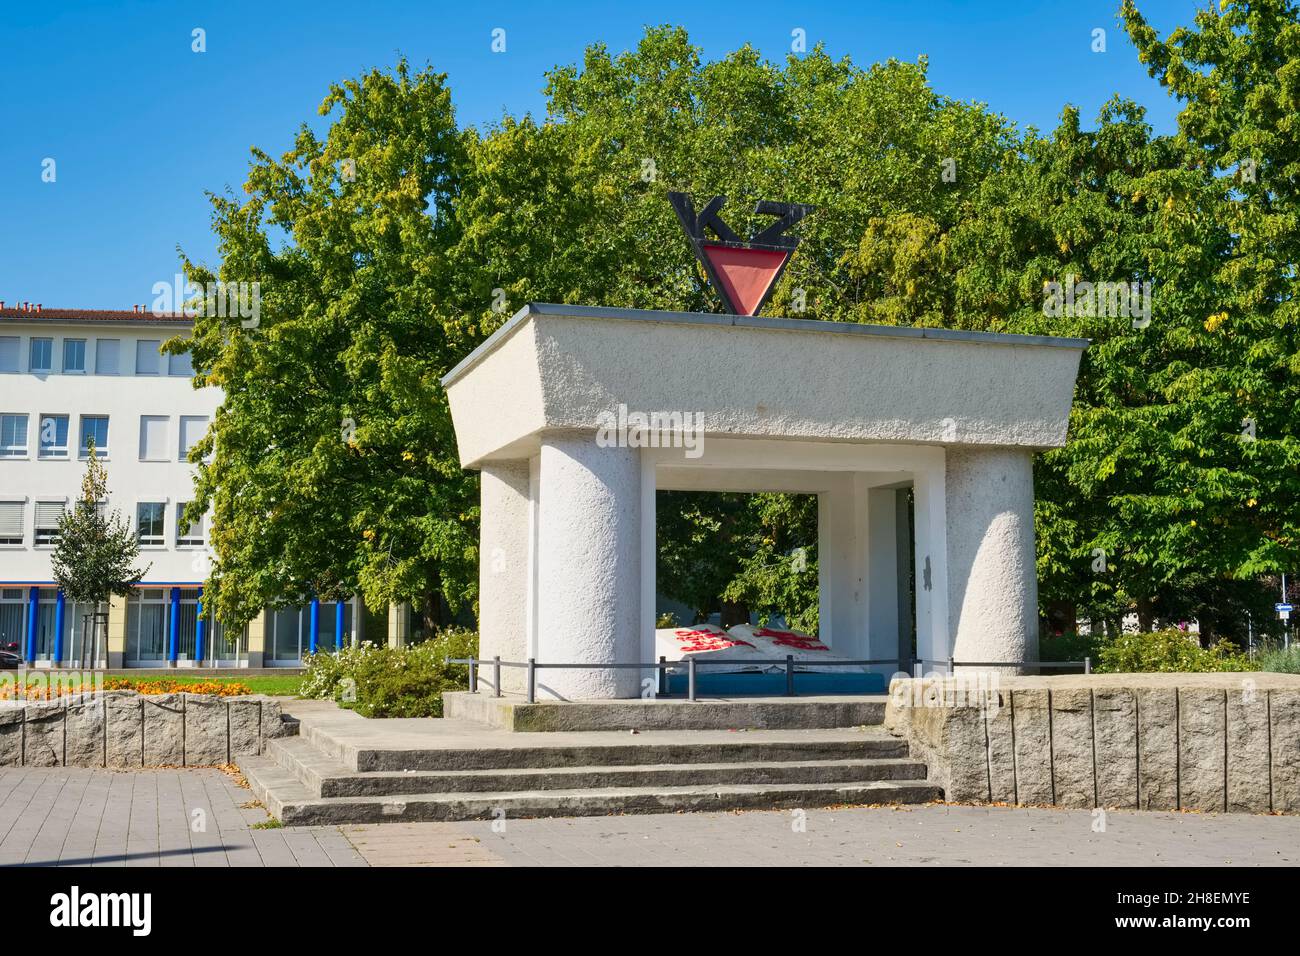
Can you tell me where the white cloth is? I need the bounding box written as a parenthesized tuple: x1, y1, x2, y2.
(726, 624, 868, 672)
(654, 624, 767, 672)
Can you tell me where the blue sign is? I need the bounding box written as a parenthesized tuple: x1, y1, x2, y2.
(1276, 603, 1294, 612)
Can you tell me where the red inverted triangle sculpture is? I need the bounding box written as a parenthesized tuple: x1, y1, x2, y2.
(702, 244, 790, 316)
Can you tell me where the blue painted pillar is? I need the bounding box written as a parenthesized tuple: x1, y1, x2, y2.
(25, 587, 39, 663)
(168, 587, 181, 663)
(334, 600, 346, 652)
(52, 591, 66, 665)
(195, 588, 206, 665)
(309, 598, 320, 655)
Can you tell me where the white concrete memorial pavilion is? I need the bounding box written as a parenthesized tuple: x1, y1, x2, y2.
(443, 303, 1086, 700)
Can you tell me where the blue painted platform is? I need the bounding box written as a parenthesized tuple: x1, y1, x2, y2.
(666, 670, 887, 696)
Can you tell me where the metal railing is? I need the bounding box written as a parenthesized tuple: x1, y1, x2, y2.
(447, 654, 1091, 703)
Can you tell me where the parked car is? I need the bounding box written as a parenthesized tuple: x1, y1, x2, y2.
(0, 650, 19, 669)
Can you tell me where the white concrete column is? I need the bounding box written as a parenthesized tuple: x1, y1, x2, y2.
(479, 460, 531, 692)
(821, 476, 905, 675)
(912, 461, 951, 668)
(820, 474, 865, 658)
(944, 447, 1038, 665)
(866, 484, 902, 670)
(535, 434, 641, 698)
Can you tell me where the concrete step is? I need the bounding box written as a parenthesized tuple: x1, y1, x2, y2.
(241, 755, 941, 826)
(299, 725, 910, 772)
(444, 691, 889, 732)
(267, 735, 928, 797)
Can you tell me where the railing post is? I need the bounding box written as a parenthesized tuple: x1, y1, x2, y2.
(1084, 656, 1092, 675)
(493, 656, 502, 697)
(468, 658, 478, 693)
(526, 658, 536, 704)
(913, 658, 923, 679)
(947, 656, 955, 676)
(687, 656, 697, 702)
(658, 656, 667, 697)
(785, 655, 795, 696)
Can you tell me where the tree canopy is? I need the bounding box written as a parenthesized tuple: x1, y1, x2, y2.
(181, 6, 1300, 644)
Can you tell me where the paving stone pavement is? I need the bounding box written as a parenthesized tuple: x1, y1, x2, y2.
(0, 767, 366, 867)
(3, 768, 1298, 866)
(344, 805, 1300, 867)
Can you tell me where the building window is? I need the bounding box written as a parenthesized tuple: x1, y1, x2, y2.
(0, 502, 24, 545)
(62, 339, 86, 373)
(178, 415, 208, 460)
(135, 339, 160, 375)
(136, 502, 165, 546)
(37, 414, 69, 458)
(138, 415, 168, 461)
(95, 338, 120, 375)
(126, 589, 169, 662)
(168, 350, 194, 376)
(0, 414, 29, 458)
(34, 501, 64, 546)
(0, 337, 19, 373)
(176, 504, 205, 547)
(79, 415, 109, 457)
(29, 337, 53, 373)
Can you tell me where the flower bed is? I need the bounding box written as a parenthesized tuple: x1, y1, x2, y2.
(0, 677, 254, 701)
(104, 677, 254, 697)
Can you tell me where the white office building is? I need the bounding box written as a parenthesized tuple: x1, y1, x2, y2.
(0, 303, 361, 668)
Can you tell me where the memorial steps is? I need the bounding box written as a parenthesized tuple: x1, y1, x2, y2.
(239, 697, 941, 825)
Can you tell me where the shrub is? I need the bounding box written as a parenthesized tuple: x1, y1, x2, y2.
(1256, 642, 1300, 674)
(300, 627, 478, 718)
(1095, 628, 1251, 673)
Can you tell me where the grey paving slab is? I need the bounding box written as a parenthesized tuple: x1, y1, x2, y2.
(343, 803, 1300, 867)
(5, 766, 1300, 867)
(1, 767, 363, 867)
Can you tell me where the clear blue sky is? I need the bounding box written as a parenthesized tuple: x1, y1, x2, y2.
(1, 0, 1203, 309)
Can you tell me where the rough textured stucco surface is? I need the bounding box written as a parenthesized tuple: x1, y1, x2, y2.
(535, 436, 641, 699)
(478, 460, 532, 693)
(887, 674, 1300, 814)
(445, 321, 546, 466)
(944, 447, 1038, 664)
(447, 307, 1085, 696)
(445, 311, 1083, 468)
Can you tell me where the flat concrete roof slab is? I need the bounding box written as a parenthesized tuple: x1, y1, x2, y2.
(444, 303, 1087, 467)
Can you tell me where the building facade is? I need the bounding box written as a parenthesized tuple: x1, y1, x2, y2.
(0, 304, 374, 668)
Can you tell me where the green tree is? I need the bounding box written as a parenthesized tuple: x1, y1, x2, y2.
(1116, 0, 1300, 637)
(452, 27, 1018, 628)
(51, 441, 148, 608)
(837, 0, 1300, 641)
(178, 62, 478, 635)
(184, 15, 1300, 644)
